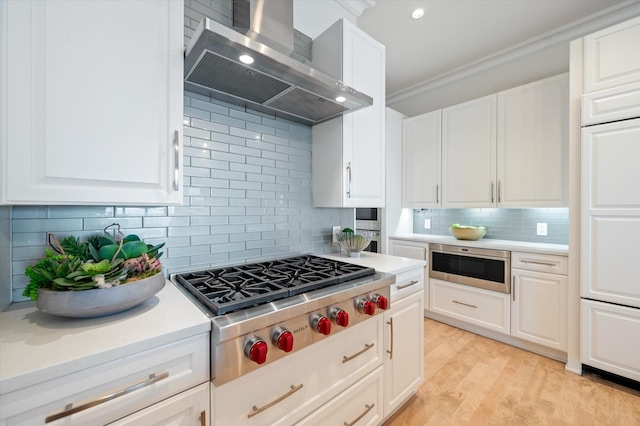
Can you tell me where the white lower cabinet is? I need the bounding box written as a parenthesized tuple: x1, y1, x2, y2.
(510, 252, 568, 351)
(0, 333, 209, 425)
(383, 289, 424, 418)
(430, 278, 510, 335)
(212, 317, 383, 426)
(387, 238, 429, 308)
(108, 383, 209, 426)
(297, 367, 384, 426)
(581, 299, 640, 382)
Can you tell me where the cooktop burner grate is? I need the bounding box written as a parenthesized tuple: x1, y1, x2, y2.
(174, 255, 375, 315)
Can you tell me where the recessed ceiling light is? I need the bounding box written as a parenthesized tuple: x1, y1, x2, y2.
(411, 8, 424, 19)
(239, 54, 254, 64)
(335, 96, 346, 103)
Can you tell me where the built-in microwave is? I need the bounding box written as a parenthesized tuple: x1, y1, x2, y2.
(429, 244, 511, 293)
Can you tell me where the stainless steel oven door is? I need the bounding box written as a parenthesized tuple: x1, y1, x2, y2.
(362, 230, 380, 253)
(429, 244, 511, 293)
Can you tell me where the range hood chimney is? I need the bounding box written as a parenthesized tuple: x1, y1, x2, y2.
(184, 0, 373, 126)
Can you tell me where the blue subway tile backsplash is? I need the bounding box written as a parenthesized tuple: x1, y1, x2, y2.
(413, 208, 569, 245)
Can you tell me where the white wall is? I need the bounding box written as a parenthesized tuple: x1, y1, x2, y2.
(293, 0, 357, 38)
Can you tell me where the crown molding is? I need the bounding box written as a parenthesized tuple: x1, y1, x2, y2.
(387, 0, 640, 105)
(335, 0, 376, 18)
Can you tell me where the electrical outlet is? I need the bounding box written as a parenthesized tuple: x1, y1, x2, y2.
(332, 226, 341, 244)
(424, 219, 431, 229)
(536, 223, 548, 236)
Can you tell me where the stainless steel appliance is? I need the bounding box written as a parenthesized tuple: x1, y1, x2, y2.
(429, 244, 511, 293)
(355, 208, 381, 253)
(184, 0, 372, 125)
(172, 255, 393, 385)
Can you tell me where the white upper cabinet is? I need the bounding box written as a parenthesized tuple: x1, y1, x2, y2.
(1, 0, 183, 205)
(312, 19, 386, 208)
(584, 15, 640, 94)
(404, 74, 568, 209)
(497, 74, 569, 207)
(442, 95, 497, 208)
(402, 111, 441, 208)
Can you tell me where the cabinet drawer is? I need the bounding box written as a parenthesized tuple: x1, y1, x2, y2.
(581, 299, 640, 382)
(213, 316, 383, 426)
(582, 82, 640, 126)
(391, 269, 424, 302)
(108, 383, 209, 426)
(1, 333, 209, 425)
(511, 252, 568, 275)
(296, 367, 383, 426)
(430, 279, 510, 334)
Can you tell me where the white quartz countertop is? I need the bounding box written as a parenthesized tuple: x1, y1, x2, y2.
(389, 234, 568, 255)
(0, 282, 210, 394)
(320, 252, 426, 274)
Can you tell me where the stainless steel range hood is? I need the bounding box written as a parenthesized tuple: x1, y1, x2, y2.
(183, 0, 373, 126)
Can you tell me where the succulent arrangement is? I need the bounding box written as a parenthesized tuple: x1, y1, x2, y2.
(23, 223, 165, 301)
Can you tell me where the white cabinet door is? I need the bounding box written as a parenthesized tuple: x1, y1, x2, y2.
(581, 299, 640, 382)
(582, 82, 640, 126)
(312, 20, 385, 208)
(584, 16, 640, 93)
(511, 269, 568, 351)
(581, 118, 640, 308)
(497, 74, 569, 207)
(383, 290, 424, 418)
(108, 383, 209, 426)
(1, 0, 183, 205)
(442, 95, 497, 208)
(402, 111, 441, 208)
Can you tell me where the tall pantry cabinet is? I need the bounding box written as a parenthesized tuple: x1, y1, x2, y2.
(0, 0, 184, 205)
(311, 19, 386, 208)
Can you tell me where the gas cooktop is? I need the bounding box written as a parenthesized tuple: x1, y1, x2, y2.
(173, 255, 375, 315)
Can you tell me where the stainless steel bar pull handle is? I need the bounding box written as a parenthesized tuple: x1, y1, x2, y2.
(491, 181, 495, 203)
(453, 300, 477, 309)
(521, 259, 557, 267)
(512, 275, 516, 301)
(344, 403, 375, 426)
(497, 180, 501, 203)
(346, 162, 352, 198)
(45, 372, 169, 423)
(387, 317, 394, 359)
(343, 343, 375, 363)
(173, 130, 180, 191)
(248, 384, 303, 418)
(436, 184, 440, 204)
(397, 280, 420, 290)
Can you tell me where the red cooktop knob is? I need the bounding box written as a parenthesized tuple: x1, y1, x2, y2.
(374, 294, 389, 310)
(358, 299, 376, 316)
(275, 330, 294, 353)
(313, 315, 332, 335)
(245, 338, 268, 364)
(334, 309, 349, 327)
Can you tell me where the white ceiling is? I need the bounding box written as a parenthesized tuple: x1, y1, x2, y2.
(356, 0, 639, 115)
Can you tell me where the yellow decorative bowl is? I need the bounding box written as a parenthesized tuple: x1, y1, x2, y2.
(449, 226, 486, 241)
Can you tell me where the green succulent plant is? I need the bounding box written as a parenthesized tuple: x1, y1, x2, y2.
(23, 223, 164, 301)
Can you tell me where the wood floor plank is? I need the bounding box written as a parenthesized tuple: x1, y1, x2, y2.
(384, 318, 640, 426)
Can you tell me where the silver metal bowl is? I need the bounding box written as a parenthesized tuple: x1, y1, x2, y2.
(36, 272, 165, 318)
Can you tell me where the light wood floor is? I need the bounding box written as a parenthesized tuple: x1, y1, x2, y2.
(384, 318, 640, 426)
